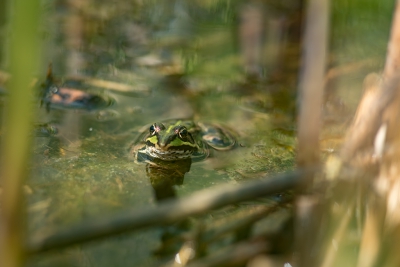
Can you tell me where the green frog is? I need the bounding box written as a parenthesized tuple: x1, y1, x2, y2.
(130, 119, 236, 162)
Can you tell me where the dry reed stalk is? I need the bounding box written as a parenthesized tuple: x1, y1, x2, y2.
(336, 1, 400, 266)
(295, 0, 329, 265)
(296, 0, 329, 168)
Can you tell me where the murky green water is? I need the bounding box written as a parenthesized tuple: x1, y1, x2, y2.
(24, 1, 299, 266)
(0, 0, 394, 266)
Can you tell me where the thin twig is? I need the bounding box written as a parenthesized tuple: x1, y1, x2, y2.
(204, 200, 292, 244)
(27, 170, 306, 254)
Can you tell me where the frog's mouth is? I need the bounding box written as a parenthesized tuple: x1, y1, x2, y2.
(146, 146, 196, 161)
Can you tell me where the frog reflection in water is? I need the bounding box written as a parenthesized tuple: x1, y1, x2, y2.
(130, 119, 236, 256)
(130, 119, 236, 200)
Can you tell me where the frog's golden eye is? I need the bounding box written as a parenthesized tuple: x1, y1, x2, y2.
(178, 127, 188, 139)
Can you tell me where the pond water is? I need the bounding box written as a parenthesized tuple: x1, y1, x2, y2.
(0, 0, 394, 266)
(23, 1, 299, 266)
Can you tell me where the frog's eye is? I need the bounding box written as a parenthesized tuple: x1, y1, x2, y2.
(149, 124, 156, 135)
(149, 123, 165, 135)
(178, 127, 188, 139)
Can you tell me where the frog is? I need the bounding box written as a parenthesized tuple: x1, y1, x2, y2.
(129, 119, 236, 162)
(39, 65, 113, 111)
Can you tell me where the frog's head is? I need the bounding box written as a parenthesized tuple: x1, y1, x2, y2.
(145, 121, 198, 160)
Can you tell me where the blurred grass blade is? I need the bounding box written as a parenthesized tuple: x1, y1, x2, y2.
(0, 1, 41, 267)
